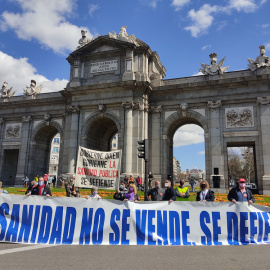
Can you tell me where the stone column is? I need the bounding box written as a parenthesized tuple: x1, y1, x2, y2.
(207, 100, 225, 191)
(257, 96, 270, 195)
(122, 101, 133, 174)
(0, 118, 4, 176)
(15, 116, 31, 186)
(66, 105, 80, 174)
(149, 106, 162, 182)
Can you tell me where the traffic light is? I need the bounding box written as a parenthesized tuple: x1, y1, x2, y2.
(137, 139, 149, 160)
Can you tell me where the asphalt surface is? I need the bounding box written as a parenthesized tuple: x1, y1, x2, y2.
(1, 243, 270, 270)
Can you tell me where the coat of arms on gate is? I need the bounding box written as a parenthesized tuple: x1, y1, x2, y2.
(225, 107, 254, 128)
(5, 124, 21, 139)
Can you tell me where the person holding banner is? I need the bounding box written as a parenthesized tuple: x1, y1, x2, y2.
(87, 187, 101, 199)
(162, 180, 176, 202)
(113, 181, 128, 200)
(228, 178, 255, 204)
(124, 183, 136, 201)
(175, 179, 190, 199)
(196, 180, 215, 201)
(27, 177, 52, 197)
(146, 180, 165, 201)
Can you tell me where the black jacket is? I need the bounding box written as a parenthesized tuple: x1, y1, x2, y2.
(196, 189, 215, 201)
(162, 186, 176, 201)
(31, 185, 52, 196)
(228, 186, 255, 202)
(146, 187, 165, 201)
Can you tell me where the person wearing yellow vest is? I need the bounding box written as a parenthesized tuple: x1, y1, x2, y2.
(175, 179, 190, 198)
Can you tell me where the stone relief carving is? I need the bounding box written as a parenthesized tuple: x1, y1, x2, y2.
(0, 118, 4, 125)
(225, 107, 254, 128)
(122, 100, 141, 110)
(257, 96, 270, 105)
(23, 80, 42, 99)
(77, 30, 91, 48)
(98, 104, 106, 112)
(108, 26, 138, 46)
(248, 45, 270, 72)
(67, 105, 80, 114)
(199, 53, 229, 75)
(180, 102, 188, 116)
(207, 100, 222, 109)
(1, 81, 15, 102)
(5, 124, 21, 139)
(149, 105, 162, 113)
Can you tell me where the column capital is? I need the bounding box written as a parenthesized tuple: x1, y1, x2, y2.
(149, 105, 162, 113)
(22, 116, 31, 122)
(67, 105, 80, 114)
(257, 96, 270, 105)
(122, 100, 141, 110)
(207, 100, 222, 109)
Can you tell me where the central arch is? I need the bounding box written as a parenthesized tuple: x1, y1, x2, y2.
(163, 110, 209, 184)
(83, 112, 121, 151)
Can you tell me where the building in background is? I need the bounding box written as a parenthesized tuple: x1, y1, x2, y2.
(189, 168, 205, 181)
(110, 134, 118, 150)
(49, 133, 60, 176)
(173, 157, 181, 182)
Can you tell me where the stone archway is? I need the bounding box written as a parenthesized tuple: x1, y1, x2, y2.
(29, 121, 63, 179)
(83, 112, 122, 151)
(162, 110, 209, 184)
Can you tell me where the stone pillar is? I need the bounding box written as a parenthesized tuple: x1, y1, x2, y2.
(122, 49, 135, 81)
(14, 116, 31, 187)
(0, 118, 4, 177)
(257, 96, 270, 195)
(207, 100, 225, 191)
(122, 101, 133, 175)
(149, 106, 162, 182)
(66, 105, 80, 174)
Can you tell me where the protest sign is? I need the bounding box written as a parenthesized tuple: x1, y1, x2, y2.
(0, 194, 270, 246)
(75, 146, 122, 189)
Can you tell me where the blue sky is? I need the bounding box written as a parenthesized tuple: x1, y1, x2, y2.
(1, 0, 269, 171)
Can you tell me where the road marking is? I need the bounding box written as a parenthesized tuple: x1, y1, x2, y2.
(0, 244, 52, 255)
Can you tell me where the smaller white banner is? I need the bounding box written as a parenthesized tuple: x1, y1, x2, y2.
(75, 146, 122, 189)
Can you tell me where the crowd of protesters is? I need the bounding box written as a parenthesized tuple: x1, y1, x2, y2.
(2, 172, 255, 204)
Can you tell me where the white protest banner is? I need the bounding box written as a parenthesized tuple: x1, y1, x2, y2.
(75, 146, 122, 189)
(0, 194, 270, 246)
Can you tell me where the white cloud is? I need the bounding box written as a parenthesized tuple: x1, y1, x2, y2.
(265, 42, 270, 51)
(89, 4, 100, 16)
(228, 0, 258, 13)
(184, 4, 220, 37)
(148, 0, 162, 8)
(173, 124, 205, 147)
(201, 44, 211, 50)
(0, 0, 93, 54)
(172, 0, 190, 10)
(0, 51, 68, 95)
(197, 151, 205, 155)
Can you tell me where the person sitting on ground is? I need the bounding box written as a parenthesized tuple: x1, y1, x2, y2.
(0, 181, 8, 194)
(196, 180, 215, 202)
(228, 178, 255, 204)
(124, 183, 136, 201)
(162, 180, 176, 203)
(65, 175, 80, 197)
(27, 177, 52, 197)
(146, 180, 165, 201)
(87, 187, 101, 199)
(114, 181, 128, 201)
(175, 179, 190, 199)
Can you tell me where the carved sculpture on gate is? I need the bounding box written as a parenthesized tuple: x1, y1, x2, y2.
(199, 53, 229, 75)
(225, 107, 254, 128)
(23, 80, 42, 99)
(77, 30, 91, 48)
(248, 45, 270, 72)
(108, 26, 138, 46)
(1, 81, 15, 102)
(6, 124, 21, 138)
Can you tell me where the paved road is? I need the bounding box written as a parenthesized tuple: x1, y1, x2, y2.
(1, 243, 270, 270)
